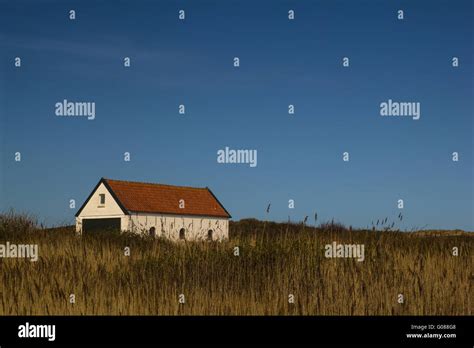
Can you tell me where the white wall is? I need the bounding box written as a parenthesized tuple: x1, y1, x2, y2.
(128, 213, 229, 241)
(76, 182, 127, 233)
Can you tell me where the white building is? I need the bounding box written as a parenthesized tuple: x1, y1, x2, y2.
(75, 178, 231, 241)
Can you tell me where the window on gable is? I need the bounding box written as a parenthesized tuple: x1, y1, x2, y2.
(99, 194, 105, 205)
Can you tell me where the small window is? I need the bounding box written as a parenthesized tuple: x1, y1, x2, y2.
(99, 194, 105, 205)
(207, 230, 213, 241)
(149, 227, 156, 237)
(179, 228, 185, 240)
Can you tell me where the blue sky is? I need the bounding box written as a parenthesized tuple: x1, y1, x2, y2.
(0, 0, 472, 230)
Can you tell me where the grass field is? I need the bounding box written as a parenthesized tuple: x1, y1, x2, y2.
(0, 213, 472, 315)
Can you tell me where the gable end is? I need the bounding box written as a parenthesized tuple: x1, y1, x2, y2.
(75, 178, 129, 217)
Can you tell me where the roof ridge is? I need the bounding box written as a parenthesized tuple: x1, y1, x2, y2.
(103, 178, 208, 191)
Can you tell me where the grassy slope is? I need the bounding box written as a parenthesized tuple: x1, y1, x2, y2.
(0, 214, 472, 315)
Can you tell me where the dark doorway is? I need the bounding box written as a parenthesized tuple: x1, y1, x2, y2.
(207, 229, 213, 241)
(83, 218, 121, 234)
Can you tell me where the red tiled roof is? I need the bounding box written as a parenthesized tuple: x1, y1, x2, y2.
(103, 178, 231, 218)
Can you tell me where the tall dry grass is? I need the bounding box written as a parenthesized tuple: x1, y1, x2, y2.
(0, 212, 471, 315)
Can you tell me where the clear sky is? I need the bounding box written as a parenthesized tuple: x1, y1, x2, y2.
(0, 0, 472, 230)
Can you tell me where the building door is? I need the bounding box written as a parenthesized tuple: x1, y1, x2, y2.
(83, 218, 121, 234)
